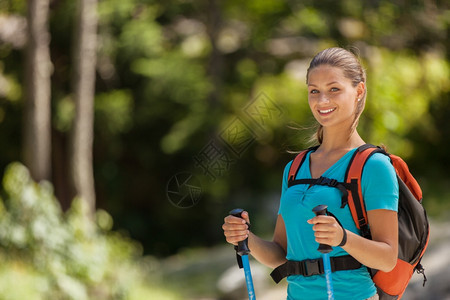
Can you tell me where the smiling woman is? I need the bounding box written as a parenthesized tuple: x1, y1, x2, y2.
(306, 47, 367, 145)
(223, 47, 400, 300)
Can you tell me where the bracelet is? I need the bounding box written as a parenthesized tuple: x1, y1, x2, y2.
(338, 228, 347, 247)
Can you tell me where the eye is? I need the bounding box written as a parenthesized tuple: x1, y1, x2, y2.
(330, 87, 340, 92)
(310, 89, 319, 94)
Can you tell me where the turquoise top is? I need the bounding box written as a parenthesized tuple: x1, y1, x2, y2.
(278, 148, 399, 300)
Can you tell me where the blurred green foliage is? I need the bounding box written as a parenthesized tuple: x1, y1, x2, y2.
(0, 162, 180, 299)
(0, 0, 449, 261)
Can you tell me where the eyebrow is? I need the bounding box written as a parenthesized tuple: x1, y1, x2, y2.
(308, 81, 340, 87)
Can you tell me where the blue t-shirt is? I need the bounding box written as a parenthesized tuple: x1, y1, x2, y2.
(278, 148, 399, 300)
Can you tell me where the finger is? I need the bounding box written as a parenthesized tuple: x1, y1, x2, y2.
(314, 223, 340, 233)
(315, 237, 333, 245)
(225, 230, 249, 239)
(224, 215, 247, 225)
(308, 215, 336, 224)
(313, 226, 343, 246)
(223, 226, 249, 237)
(313, 229, 334, 237)
(240, 211, 251, 224)
(225, 233, 249, 245)
(222, 221, 248, 232)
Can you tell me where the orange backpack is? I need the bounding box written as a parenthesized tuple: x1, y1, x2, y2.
(287, 144, 430, 299)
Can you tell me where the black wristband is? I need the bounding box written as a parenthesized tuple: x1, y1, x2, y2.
(327, 210, 346, 247)
(338, 228, 347, 247)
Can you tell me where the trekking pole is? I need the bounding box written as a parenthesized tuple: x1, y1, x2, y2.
(313, 205, 335, 300)
(229, 208, 256, 300)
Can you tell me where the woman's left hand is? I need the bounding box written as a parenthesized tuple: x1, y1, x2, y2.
(307, 215, 346, 247)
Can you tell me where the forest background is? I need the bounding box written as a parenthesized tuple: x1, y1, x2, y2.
(0, 0, 449, 299)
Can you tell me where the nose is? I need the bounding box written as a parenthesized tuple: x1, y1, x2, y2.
(318, 94, 330, 104)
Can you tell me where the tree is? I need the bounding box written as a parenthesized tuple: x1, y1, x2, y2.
(70, 0, 98, 217)
(23, 0, 52, 182)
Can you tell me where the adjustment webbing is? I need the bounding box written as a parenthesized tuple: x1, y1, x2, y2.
(288, 177, 353, 208)
(270, 255, 362, 284)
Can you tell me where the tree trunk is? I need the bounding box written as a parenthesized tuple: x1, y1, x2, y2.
(70, 0, 98, 217)
(24, 0, 52, 182)
(206, 0, 224, 109)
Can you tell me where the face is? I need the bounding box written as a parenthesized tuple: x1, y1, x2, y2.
(307, 65, 364, 130)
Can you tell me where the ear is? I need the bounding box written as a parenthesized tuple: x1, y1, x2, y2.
(356, 82, 365, 100)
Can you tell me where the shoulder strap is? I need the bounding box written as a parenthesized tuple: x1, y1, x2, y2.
(287, 146, 318, 184)
(344, 144, 384, 238)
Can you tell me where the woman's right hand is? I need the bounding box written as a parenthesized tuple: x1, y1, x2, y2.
(222, 210, 251, 246)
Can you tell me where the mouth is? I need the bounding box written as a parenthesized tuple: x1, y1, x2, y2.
(318, 108, 336, 115)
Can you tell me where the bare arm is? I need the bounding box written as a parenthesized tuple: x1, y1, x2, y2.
(223, 212, 287, 269)
(308, 209, 398, 272)
(248, 214, 287, 268)
(344, 209, 398, 272)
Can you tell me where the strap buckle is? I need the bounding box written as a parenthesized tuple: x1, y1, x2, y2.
(271, 255, 361, 284)
(285, 259, 323, 277)
(317, 176, 338, 187)
(304, 259, 323, 277)
(287, 260, 301, 276)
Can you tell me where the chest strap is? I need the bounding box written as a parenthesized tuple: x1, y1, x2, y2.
(270, 255, 362, 284)
(288, 176, 353, 208)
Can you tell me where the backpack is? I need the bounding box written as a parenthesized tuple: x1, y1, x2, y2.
(287, 144, 429, 300)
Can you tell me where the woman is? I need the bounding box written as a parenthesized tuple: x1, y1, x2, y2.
(222, 47, 399, 300)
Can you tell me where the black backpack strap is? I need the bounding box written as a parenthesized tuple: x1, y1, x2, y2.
(270, 255, 362, 284)
(289, 176, 351, 208)
(287, 147, 351, 208)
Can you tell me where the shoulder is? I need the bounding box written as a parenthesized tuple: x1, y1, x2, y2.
(360, 151, 398, 187)
(364, 150, 399, 178)
(361, 151, 397, 182)
(361, 151, 399, 210)
(360, 151, 398, 186)
(364, 152, 393, 171)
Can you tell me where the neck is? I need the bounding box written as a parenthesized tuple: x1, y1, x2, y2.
(319, 127, 365, 153)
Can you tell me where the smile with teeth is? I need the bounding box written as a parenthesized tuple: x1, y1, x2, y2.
(319, 108, 336, 114)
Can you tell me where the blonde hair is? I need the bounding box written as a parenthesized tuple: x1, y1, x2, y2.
(306, 47, 367, 144)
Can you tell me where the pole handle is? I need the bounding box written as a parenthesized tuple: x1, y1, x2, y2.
(312, 205, 333, 254)
(230, 208, 250, 256)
